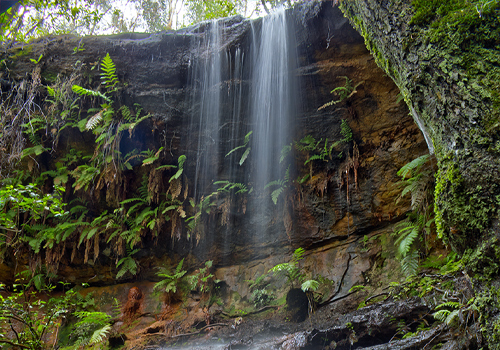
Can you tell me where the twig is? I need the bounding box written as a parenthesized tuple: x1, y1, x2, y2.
(222, 305, 279, 318)
(0, 339, 30, 349)
(364, 292, 389, 304)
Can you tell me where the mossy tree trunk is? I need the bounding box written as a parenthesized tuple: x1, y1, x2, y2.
(338, 0, 500, 345)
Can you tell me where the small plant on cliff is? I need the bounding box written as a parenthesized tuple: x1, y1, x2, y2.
(153, 259, 187, 298)
(393, 154, 436, 276)
(318, 76, 363, 110)
(226, 130, 253, 166)
(187, 260, 219, 294)
(268, 247, 319, 294)
(70, 311, 112, 349)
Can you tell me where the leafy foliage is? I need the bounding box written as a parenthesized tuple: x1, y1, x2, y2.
(186, 260, 219, 294)
(226, 131, 252, 166)
(265, 165, 290, 204)
(100, 53, 118, 91)
(268, 248, 314, 289)
(318, 76, 363, 110)
(393, 155, 436, 276)
(0, 276, 100, 350)
(153, 259, 187, 294)
(116, 248, 140, 279)
(71, 311, 112, 348)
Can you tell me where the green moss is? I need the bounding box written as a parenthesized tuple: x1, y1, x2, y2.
(413, 0, 500, 127)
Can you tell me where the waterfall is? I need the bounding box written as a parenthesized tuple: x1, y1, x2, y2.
(248, 7, 298, 243)
(185, 8, 298, 257)
(187, 20, 224, 202)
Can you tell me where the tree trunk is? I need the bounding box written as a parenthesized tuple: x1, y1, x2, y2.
(338, 0, 500, 345)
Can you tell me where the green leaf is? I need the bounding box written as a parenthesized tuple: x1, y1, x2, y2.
(301, 279, 319, 292)
(72, 85, 111, 102)
(239, 147, 250, 166)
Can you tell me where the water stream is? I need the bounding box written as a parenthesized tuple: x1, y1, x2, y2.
(185, 7, 299, 260)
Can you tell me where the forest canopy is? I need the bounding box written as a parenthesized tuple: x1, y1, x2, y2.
(0, 0, 298, 42)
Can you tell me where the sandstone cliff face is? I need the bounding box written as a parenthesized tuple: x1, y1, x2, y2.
(0, 3, 428, 346)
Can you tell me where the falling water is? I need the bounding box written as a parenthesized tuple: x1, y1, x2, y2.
(247, 7, 298, 243)
(187, 20, 224, 202)
(185, 8, 298, 257)
(250, 7, 296, 192)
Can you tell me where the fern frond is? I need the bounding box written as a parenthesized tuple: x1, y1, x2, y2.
(433, 309, 450, 322)
(90, 324, 111, 344)
(401, 250, 419, 276)
(397, 155, 430, 179)
(397, 225, 419, 257)
(295, 135, 320, 152)
(170, 155, 186, 182)
(72, 85, 111, 102)
(120, 197, 145, 206)
(271, 187, 285, 204)
(101, 53, 118, 90)
(264, 180, 283, 189)
(86, 111, 102, 130)
(304, 153, 326, 165)
(280, 143, 292, 163)
(340, 119, 352, 142)
(239, 147, 250, 166)
(445, 309, 461, 326)
(301, 279, 319, 292)
(435, 301, 462, 310)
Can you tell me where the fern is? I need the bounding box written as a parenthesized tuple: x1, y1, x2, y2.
(394, 220, 419, 257)
(72, 311, 112, 347)
(339, 119, 353, 143)
(280, 143, 292, 163)
(401, 250, 419, 277)
(295, 135, 321, 152)
(318, 76, 363, 110)
(100, 53, 118, 91)
(433, 309, 451, 322)
(226, 131, 253, 166)
(116, 249, 140, 279)
(435, 301, 462, 310)
(71, 85, 111, 102)
(90, 324, 111, 344)
(397, 155, 430, 179)
(85, 111, 102, 130)
(214, 181, 249, 194)
(301, 279, 319, 292)
(170, 155, 186, 182)
(153, 259, 187, 294)
(271, 187, 285, 205)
